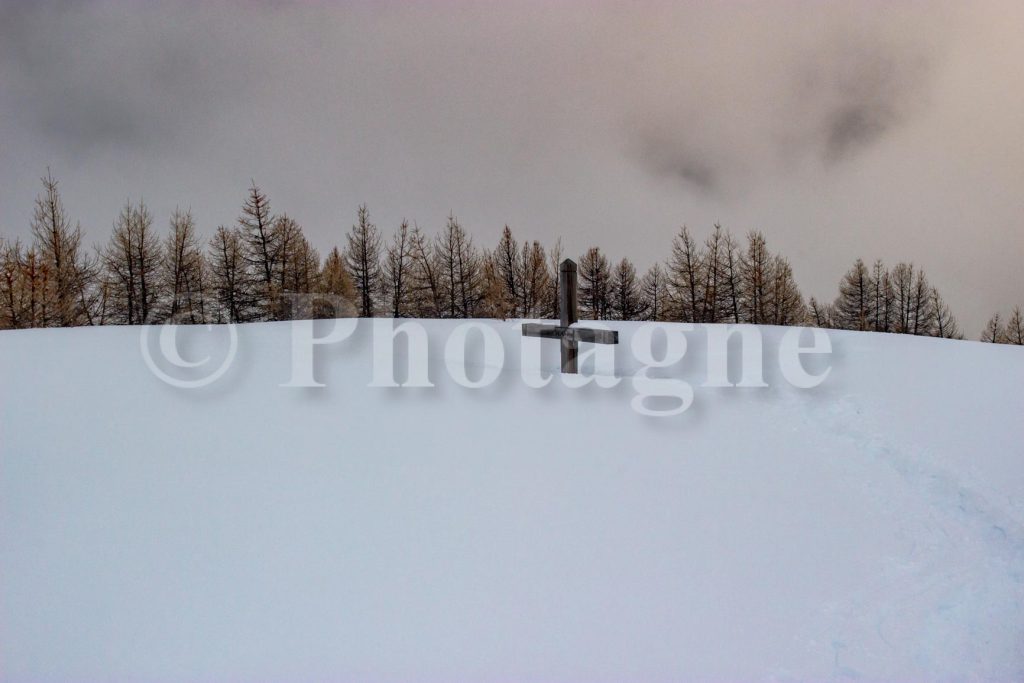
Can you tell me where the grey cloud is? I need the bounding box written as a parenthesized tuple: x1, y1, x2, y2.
(0, 2, 256, 154)
(0, 0, 1020, 337)
(632, 28, 935, 192)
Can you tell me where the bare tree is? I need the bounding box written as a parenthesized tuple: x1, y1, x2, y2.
(345, 204, 383, 317)
(239, 182, 279, 294)
(834, 258, 872, 331)
(981, 312, 1004, 343)
(641, 263, 669, 321)
(384, 220, 413, 317)
(494, 225, 521, 317)
(0, 239, 36, 329)
(1002, 307, 1024, 344)
(436, 214, 481, 318)
(719, 230, 742, 323)
(161, 208, 207, 323)
(578, 246, 611, 320)
(869, 259, 893, 332)
(768, 254, 806, 325)
(667, 225, 704, 322)
(408, 223, 443, 318)
(519, 240, 551, 318)
(610, 257, 644, 321)
(929, 287, 962, 339)
(479, 250, 514, 320)
(315, 246, 355, 319)
(102, 200, 161, 324)
(209, 225, 251, 323)
(30, 170, 96, 326)
(808, 297, 835, 328)
(739, 231, 771, 324)
(701, 224, 726, 322)
(547, 237, 563, 317)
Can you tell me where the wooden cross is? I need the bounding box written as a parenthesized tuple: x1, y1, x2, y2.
(522, 258, 619, 373)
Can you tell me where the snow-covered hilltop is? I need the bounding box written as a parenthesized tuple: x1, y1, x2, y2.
(2, 320, 1022, 681)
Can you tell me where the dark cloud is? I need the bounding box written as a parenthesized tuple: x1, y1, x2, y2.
(632, 26, 934, 191)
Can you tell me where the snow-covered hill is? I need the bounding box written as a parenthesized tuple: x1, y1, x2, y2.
(2, 320, 1022, 681)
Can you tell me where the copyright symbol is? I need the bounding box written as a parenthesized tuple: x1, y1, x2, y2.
(140, 321, 238, 389)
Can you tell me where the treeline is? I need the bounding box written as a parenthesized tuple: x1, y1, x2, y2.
(1, 172, 1021, 344)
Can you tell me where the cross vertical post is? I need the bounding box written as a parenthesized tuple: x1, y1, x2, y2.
(559, 259, 579, 372)
(521, 258, 619, 374)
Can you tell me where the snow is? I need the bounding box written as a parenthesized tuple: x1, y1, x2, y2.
(1, 320, 1023, 681)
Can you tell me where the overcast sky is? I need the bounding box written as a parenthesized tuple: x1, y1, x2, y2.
(1, 0, 1021, 333)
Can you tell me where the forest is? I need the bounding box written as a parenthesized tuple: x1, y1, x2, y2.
(2, 172, 1022, 345)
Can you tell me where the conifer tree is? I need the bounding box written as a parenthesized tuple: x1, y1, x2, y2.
(316, 246, 356, 318)
(519, 240, 550, 318)
(667, 225, 704, 322)
(102, 200, 161, 324)
(641, 263, 669, 321)
(345, 204, 383, 317)
(739, 231, 771, 324)
(238, 182, 279, 296)
(981, 313, 1004, 343)
(609, 257, 644, 321)
(409, 223, 443, 318)
(384, 220, 413, 318)
(436, 214, 481, 318)
(700, 225, 726, 322)
(1003, 306, 1024, 345)
(834, 258, 872, 331)
(808, 297, 835, 328)
(929, 287, 962, 340)
(768, 254, 806, 325)
(869, 259, 893, 332)
(578, 246, 610, 320)
(161, 208, 206, 323)
(209, 225, 252, 323)
(30, 170, 96, 326)
(494, 225, 521, 317)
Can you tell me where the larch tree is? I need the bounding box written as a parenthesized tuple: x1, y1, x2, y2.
(547, 238, 563, 318)
(0, 239, 36, 329)
(316, 246, 355, 319)
(345, 204, 383, 317)
(739, 231, 771, 324)
(494, 225, 521, 317)
(701, 224, 726, 322)
(1002, 306, 1023, 345)
(869, 259, 893, 332)
(610, 257, 644, 321)
(436, 214, 482, 318)
(718, 230, 742, 323)
(161, 208, 207, 323)
(239, 182, 278, 291)
(929, 287, 962, 340)
(808, 297, 835, 328)
(30, 170, 96, 326)
(102, 200, 162, 324)
(578, 246, 611, 320)
(479, 251, 514, 320)
(519, 240, 551, 318)
(768, 254, 806, 325)
(667, 225, 704, 322)
(408, 223, 443, 318)
(980, 312, 1004, 343)
(209, 225, 251, 323)
(641, 263, 669, 321)
(834, 258, 872, 331)
(384, 220, 413, 318)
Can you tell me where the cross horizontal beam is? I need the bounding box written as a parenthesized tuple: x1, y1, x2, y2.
(521, 323, 619, 345)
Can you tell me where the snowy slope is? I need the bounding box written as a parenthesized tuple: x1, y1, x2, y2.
(1, 320, 1023, 682)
